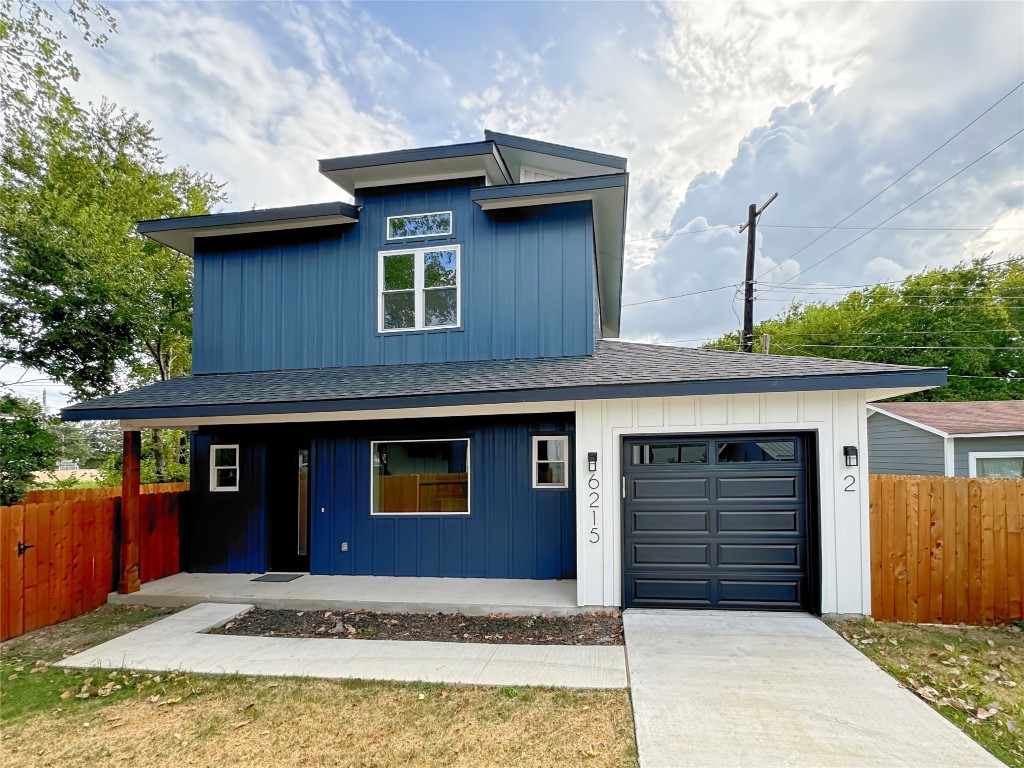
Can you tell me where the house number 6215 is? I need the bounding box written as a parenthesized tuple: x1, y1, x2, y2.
(588, 475, 601, 543)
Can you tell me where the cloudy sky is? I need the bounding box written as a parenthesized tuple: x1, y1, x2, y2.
(9, 0, 1024, 408)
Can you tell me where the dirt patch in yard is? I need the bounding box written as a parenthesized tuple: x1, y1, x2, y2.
(209, 607, 624, 645)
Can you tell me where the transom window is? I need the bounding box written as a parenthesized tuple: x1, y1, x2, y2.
(533, 436, 569, 488)
(387, 211, 452, 240)
(379, 246, 460, 331)
(210, 445, 239, 492)
(371, 439, 470, 515)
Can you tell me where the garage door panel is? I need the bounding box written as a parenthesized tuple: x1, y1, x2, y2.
(631, 577, 712, 605)
(623, 433, 812, 611)
(718, 542, 803, 568)
(631, 477, 710, 500)
(718, 508, 801, 534)
(631, 543, 710, 567)
(718, 578, 804, 609)
(631, 509, 711, 534)
(717, 476, 799, 499)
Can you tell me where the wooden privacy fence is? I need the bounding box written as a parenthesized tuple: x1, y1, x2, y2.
(870, 474, 1023, 625)
(22, 482, 188, 504)
(1, 487, 188, 642)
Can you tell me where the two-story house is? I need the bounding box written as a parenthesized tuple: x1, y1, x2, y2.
(63, 131, 945, 615)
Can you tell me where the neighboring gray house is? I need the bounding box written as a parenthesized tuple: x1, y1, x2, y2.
(867, 401, 1024, 478)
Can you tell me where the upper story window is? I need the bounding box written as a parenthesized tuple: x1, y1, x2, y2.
(387, 211, 452, 240)
(379, 246, 460, 331)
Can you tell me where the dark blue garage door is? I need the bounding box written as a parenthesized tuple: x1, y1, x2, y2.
(622, 434, 812, 610)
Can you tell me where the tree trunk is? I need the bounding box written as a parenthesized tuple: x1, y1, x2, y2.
(152, 427, 165, 482)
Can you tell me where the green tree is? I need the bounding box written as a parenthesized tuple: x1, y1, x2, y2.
(706, 257, 1024, 401)
(0, 393, 59, 504)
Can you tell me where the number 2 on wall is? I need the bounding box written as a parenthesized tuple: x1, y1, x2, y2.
(844, 475, 856, 492)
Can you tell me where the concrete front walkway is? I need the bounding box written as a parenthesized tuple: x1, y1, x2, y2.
(623, 610, 1001, 768)
(59, 603, 627, 689)
(109, 572, 582, 616)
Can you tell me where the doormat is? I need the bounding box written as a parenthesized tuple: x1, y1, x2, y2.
(251, 573, 303, 583)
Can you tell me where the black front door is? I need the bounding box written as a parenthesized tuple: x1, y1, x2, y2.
(267, 442, 311, 572)
(622, 433, 814, 611)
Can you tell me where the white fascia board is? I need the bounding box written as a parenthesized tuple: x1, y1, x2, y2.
(866, 405, 949, 437)
(949, 431, 1024, 439)
(120, 400, 579, 431)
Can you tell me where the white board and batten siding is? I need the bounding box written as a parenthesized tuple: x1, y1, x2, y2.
(574, 390, 873, 615)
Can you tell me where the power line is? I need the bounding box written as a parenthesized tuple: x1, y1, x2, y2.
(626, 226, 737, 243)
(759, 225, 1024, 232)
(761, 127, 1024, 291)
(778, 343, 1023, 350)
(621, 283, 740, 307)
(948, 374, 1024, 381)
(755, 79, 1024, 282)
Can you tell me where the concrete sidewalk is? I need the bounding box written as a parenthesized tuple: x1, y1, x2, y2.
(58, 603, 627, 689)
(624, 610, 1001, 768)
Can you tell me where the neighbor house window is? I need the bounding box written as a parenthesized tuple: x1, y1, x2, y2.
(379, 246, 460, 331)
(969, 451, 1024, 479)
(210, 445, 239, 492)
(371, 439, 470, 515)
(387, 211, 452, 240)
(533, 436, 569, 489)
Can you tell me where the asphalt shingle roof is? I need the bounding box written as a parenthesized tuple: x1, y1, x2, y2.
(871, 400, 1024, 436)
(62, 340, 945, 420)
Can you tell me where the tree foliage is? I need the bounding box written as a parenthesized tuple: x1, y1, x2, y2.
(1, 102, 224, 398)
(706, 257, 1024, 401)
(0, 393, 59, 504)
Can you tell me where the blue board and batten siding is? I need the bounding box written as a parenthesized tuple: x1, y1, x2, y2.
(192, 178, 597, 374)
(186, 415, 576, 579)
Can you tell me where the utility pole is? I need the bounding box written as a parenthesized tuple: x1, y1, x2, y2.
(738, 192, 778, 352)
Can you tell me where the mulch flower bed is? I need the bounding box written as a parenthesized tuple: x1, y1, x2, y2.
(209, 607, 624, 646)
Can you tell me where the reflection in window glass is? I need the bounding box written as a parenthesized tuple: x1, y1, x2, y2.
(372, 439, 469, 514)
(630, 443, 707, 465)
(717, 440, 796, 463)
(534, 436, 569, 488)
(975, 457, 1024, 479)
(387, 211, 452, 239)
(379, 246, 460, 331)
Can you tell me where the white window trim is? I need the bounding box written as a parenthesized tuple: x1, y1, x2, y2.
(210, 444, 239, 492)
(532, 435, 569, 489)
(370, 437, 471, 516)
(968, 450, 1024, 478)
(386, 210, 453, 240)
(378, 245, 461, 332)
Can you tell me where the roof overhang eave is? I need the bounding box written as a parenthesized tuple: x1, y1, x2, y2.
(61, 366, 947, 424)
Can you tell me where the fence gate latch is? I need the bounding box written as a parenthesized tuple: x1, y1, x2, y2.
(17, 541, 34, 557)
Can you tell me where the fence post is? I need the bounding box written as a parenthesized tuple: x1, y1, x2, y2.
(118, 431, 142, 594)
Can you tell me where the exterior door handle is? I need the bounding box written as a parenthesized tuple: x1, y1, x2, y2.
(17, 541, 35, 557)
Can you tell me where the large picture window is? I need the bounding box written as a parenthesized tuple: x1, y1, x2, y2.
(210, 445, 239, 492)
(379, 246, 460, 331)
(970, 451, 1024, 479)
(371, 439, 470, 515)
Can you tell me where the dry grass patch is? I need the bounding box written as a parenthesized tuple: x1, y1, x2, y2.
(2, 675, 636, 768)
(832, 618, 1024, 767)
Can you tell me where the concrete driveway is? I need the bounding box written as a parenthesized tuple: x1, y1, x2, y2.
(624, 611, 1002, 768)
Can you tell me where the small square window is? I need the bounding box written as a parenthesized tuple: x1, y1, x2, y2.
(533, 436, 569, 489)
(211, 444, 239, 492)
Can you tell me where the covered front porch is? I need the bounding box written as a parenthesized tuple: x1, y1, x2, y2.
(108, 572, 585, 616)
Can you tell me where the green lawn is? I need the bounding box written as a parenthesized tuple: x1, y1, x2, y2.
(832, 618, 1024, 767)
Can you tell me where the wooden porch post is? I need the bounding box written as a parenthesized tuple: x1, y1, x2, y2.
(118, 430, 142, 594)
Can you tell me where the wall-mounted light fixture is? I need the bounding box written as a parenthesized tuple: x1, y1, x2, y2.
(843, 446, 859, 467)
(588, 452, 598, 472)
